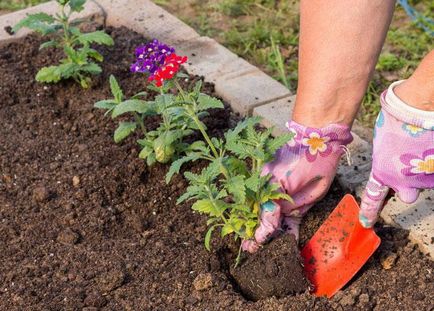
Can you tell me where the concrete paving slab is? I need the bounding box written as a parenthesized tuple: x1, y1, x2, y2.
(176, 37, 257, 83)
(0, 0, 103, 46)
(96, 0, 199, 45)
(253, 95, 296, 136)
(215, 70, 291, 116)
(381, 190, 434, 259)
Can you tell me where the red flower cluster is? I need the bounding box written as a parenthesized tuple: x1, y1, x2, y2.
(148, 53, 188, 87)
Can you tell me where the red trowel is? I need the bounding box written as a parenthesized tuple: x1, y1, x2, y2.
(301, 194, 381, 298)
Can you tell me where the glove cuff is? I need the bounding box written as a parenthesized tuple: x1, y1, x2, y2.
(382, 80, 434, 130)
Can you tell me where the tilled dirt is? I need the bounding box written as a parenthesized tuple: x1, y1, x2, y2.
(0, 27, 433, 311)
(230, 234, 310, 301)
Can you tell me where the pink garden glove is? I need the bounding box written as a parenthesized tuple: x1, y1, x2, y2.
(242, 120, 353, 253)
(359, 81, 434, 228)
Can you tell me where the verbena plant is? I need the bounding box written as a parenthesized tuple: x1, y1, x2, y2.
(13, 0, 114, 88)
(172, 117, 294, 265)
(95, 40, 224, 165)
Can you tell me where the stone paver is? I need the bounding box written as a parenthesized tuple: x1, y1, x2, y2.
(96, 0, 199, 45)
(253, 95, 296, 136)
(381, 190, 434, 258)
(215, 70, 291, 116)
(176, 36, 257, 83)
(0, 1, 103, 46)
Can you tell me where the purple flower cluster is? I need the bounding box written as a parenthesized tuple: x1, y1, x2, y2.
(130, 39, 175, 75)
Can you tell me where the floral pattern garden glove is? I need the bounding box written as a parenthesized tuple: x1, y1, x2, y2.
(242, 120, 353, 253)
(359, 80, 434, 228)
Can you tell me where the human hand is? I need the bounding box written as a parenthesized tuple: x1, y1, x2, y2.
(359, 82, 434, 228)
(242, 120, 353, 253)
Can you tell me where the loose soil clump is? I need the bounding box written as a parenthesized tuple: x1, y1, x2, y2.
(1, 26, 433, 311)
(230, 234, 309, 301)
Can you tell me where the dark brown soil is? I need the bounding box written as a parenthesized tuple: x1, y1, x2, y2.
(1, 27, 433, 311)
(230, 234, 309, 301)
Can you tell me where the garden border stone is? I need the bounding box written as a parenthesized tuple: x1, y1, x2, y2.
(1, 0, 432, 259)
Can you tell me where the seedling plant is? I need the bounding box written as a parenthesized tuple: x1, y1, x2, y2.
(13, 0, 114, 88)
(95, 38, 295, 266)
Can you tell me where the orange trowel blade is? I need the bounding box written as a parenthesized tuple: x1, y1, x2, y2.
(301, 194, 381, 298)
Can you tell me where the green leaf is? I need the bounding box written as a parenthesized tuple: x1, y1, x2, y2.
(197, 94, 224, 111)
(69, 0, 86, 12)
(114, 122, 137, 143)
(245, 171, 260, 192)
(225, 175, 246, 203)
(192, 199, 227, 217)
(94, 99, 117, 110)
(192, 199, 214, 214)
(87, 48, 103, 62)
(138, 146, 153, 160)
(111, 100, 150, 118)
(266, 132, 294, 154)
(39, 40, 58, 50)
(204, 226, 215, 251)
(109, 75, 123, 103)
(166, 153, 201, 184)
(80, 63, 102, 75)
(132, 91, 148, 99)
(221, 223, 234, 237)
(13, 13, 55, 34)
(35, 63, 78, 83)
(76, 31, 114, 46)
(35, 66, 62, 83)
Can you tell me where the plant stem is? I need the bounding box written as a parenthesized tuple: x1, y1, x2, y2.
(234, 244, 243, 268)
(134, 112, 146, 135)
(173, 79, 219, 159)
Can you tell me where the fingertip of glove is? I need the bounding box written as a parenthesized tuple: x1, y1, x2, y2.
(358, 213, 374, 229)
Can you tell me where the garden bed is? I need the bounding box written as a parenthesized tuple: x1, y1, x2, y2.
(0, 27, 433, 311)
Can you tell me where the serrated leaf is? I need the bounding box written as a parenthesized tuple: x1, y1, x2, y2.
(39, 40, 58, 50)
(197, 94, 224, 111)
(35, 66, 62, 83)
(165, 153, 201, 184)
(266, 132, 293, 154)
(87, 48, 103, 62)
(80, 63, 102, 75)
(114, 122, 136, 143)
(69, 0, 86, 12)
(192, 199, 214, 214)
(245, 171, 260, 192)
(225, 175, 246, 203)
(109, 75, 123, 102)
(77, 31, 114, 46)
(13, 13, 55, 34)
(111, 100, 150, 118)
(36, 63, 77, 83)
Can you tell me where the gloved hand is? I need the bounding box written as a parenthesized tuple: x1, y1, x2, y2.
(242, 120, 353, 253)
(359, 81, 434, 228)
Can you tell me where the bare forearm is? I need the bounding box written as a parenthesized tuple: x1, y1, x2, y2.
(293, 0, 396, 127)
